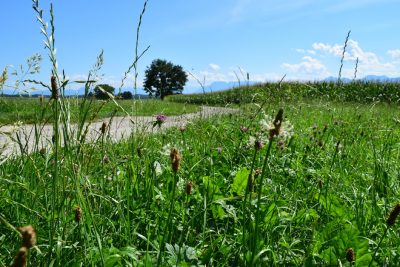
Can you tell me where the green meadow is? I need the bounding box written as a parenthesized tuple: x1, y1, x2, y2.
(1, 0, 400, 266)
(0, 97, 199, 125)
(1, 82, 400, 266)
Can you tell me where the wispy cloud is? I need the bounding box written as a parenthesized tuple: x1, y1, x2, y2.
(209, 63, 221, 71)
(227, 0, 315, 24)
(230, 0, 252, 21)
(325, 0, 399, 13)
(295, 48, 316, 55)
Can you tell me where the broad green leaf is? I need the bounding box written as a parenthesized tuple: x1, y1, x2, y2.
(230, 167, 250, 196)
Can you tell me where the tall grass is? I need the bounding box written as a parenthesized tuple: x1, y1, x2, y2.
(1, 0, 153, 265)
(1, 98, 400, 265)
(166, 81, 400, 106)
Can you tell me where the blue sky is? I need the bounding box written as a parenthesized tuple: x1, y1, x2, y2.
(1, 0, 400, 94)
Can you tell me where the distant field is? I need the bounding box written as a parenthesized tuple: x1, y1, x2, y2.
(0, 97, 200, 124)
(166, 81, 400, 105)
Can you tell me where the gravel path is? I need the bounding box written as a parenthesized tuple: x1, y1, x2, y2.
(0, 106, 238, 159)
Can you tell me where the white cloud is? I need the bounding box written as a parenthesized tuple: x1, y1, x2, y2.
(295, 48, 316, 55)
(388, 49, 400, 58)
(313, 39, 380, 64)
(312, 42, 343, 57)
(313, 39, 400, 77)
(282, 56, 330, 79)
(209, 63, 221, 71)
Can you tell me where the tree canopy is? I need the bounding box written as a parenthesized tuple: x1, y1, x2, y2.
(93, 84, 115, 99)
(119, 91, 133, 100)
(143, 59, 188, 100)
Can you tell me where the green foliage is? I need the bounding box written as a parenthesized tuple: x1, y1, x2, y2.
(166, 81, 400, 105)
(231, 167, 250, 196)
(2, 100, 400, 265)
(143, 59, 188, 100)
(94, 84, 115, 99)
(119, 91, 133, 100)
(0, 97, 199, 124)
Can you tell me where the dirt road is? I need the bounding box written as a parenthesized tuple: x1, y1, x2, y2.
(0, 106, 238, 159)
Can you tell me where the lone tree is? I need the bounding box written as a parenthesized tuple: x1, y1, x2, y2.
(119, 91, 133, 100)
(143, 59, 188, 100)
(94, 84, 115, 99)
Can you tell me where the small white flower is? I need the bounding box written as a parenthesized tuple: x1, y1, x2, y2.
(153, 161, 163, 176)
(260, 114, 294, 140)
(177, 176, 186, 191)
(260, 115, 273, 131)
(161, 144, 172, 156)
(247, 134, 268, 149)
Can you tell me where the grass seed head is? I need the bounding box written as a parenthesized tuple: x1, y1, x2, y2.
(39, 148, 46, 155)
(170, 148, 181, 173)
(346, 247, 355, 262)
(11, 247, 28, 267)
(269, 108, 284, 140)
(240, 126, 249, 133)
(51, 75, 58, 100)
(254, 168, 262, 177)
(277, 139, 285, 150)
(75, 207, 83, 223)
(100, 121, 107, 134)
(255, 139, 264, 150)
(186, 181, 193, 194)
(102, 155, 110, 164)
(19, 225, 36, 249)
(386, 203, 400, 227)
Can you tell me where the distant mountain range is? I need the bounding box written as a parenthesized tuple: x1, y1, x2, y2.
(324, 75, 400, 83)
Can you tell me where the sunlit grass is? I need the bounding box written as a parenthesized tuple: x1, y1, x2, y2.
(0, 97, 200, 124)
(1, 99, 399, 265)
(166, 81, 400, 106)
